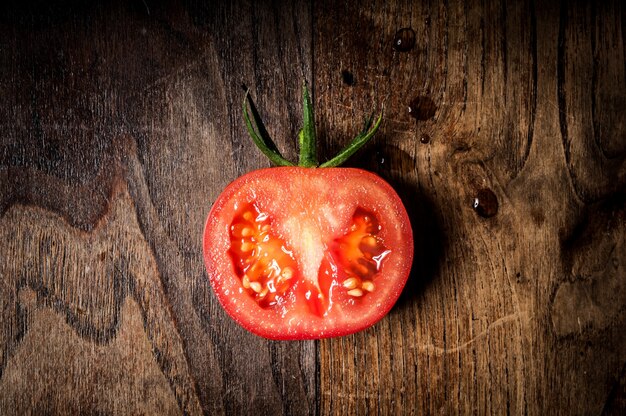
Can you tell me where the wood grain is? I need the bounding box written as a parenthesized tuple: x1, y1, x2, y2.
(1, 0, 624, 414)
(314, 1, 625, 414)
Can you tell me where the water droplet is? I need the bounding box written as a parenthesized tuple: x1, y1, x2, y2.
(408, 96, 437, 120)
(393, 28, 416, 52)
(420, 133, 431, 144)
(472, 188, 499, 218)
(341, 70, 355, 86)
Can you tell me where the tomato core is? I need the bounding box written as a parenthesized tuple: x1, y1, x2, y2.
(228, 203, 391, 316)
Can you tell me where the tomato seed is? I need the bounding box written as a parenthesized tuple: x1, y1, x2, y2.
(242, 275, 251, 289)
(241, 242, 255, 252)
(347, 288, 364, 297)
(231, 224, 248, 238)
(281, 267, 294, 280)
(361, 281, 375, 292)
(249, 281, 262, 293)
(361, 236, 377, 247)
(342, 277, 360, 290)
(243, 211, 254, 222)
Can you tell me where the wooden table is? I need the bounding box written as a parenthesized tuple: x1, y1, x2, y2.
(1, 1, 625, 414)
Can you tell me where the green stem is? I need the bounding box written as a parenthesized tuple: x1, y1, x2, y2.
(298, 84, 318, 167)
(319, 112, 383, 168)
(243, 90, 294, 167)
(242, 84, 382, 169)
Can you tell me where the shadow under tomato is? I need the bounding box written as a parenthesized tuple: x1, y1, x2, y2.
(348, 142, 446, 310)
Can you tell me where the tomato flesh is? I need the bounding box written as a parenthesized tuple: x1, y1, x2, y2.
(229, 204, 391, 316)
(203, 167, 413, 340)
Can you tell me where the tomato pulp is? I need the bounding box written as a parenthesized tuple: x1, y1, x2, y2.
(203, 167, 413, 340)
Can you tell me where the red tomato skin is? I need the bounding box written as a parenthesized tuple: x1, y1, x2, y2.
(203, 167, 413, 340)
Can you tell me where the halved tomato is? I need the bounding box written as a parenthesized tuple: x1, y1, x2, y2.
(203, 167, 412, 339)
(202, 85, 413, 340)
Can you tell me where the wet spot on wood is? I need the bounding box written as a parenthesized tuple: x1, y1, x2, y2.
(408, 96, 437, 120)
(341, 70, 355, 86)
(393, 28, 416, 52)
(472, 188, 499, 218)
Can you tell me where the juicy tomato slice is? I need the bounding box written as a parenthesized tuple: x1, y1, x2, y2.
(203, 167, 413, 340)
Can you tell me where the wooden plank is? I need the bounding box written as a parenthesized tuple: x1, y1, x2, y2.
(314, 0, 626, 414)
(0, 0, 624, 414)
(0, 1, 315, 415)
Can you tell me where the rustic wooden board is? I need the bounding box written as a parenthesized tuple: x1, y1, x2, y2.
(0, 0, 624, 414)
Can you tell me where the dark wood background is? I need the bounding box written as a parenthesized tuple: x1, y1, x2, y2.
(1, 0, 625, 414)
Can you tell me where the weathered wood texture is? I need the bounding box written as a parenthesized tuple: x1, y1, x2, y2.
(0, 0, 624, 414)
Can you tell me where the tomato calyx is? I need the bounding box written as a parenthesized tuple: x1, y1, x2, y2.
(242, 83, 382, 168)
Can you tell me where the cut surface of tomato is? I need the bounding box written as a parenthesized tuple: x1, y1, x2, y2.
(203, 167, 413, 340)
